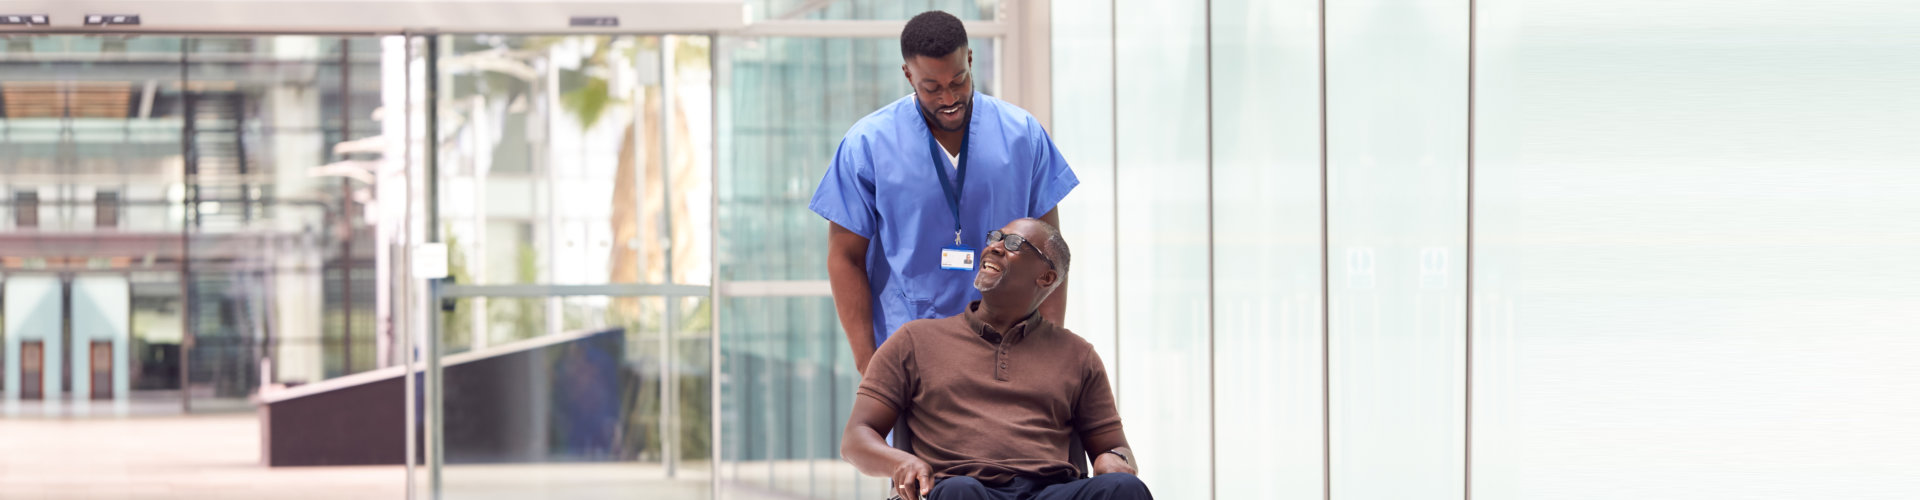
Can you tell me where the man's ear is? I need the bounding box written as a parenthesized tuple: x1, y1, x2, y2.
(1036, 268, 1059, 290)
(966, 49, 974, 68)
(901, 62, 912, 85)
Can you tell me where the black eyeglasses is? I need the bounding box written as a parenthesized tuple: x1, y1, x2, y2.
(986, 229, 1056, 270)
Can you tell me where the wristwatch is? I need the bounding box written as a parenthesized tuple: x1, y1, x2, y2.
(1102, 448, 1129, 465)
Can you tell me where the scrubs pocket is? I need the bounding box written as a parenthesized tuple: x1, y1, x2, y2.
(880, 289, 937, 341)
(907, 297, 936, 321)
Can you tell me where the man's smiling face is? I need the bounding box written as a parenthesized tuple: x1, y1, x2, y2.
(974, 219, 1054, 298)
(904, 48, 973, 132)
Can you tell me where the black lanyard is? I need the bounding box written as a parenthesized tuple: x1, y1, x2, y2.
(927, 106, 971, 246)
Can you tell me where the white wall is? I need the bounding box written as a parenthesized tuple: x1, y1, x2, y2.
(69, 275, 132, 408)
(4, 275, 64, 408)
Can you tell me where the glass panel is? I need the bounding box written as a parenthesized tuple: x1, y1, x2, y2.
(436, 35, 647, 288)
(718, 36, 905, 283)
(438, 295, 548, 357)
(716, 295, 885, 499)
(1210, 0, 1326, 498)
(716, 35, 994, 285)
(183, 36, 381, 413)
(1115, 0, 1212, 496)
(1326, 0, 1469, 498)
(1049, 0, 1119, 392)
(1475, 2, 1920, 498)
(439, 294, 711, 498)
(432, 34, 715, 500)
(671, 296, 714, 478)
(665, 36, 715, 287)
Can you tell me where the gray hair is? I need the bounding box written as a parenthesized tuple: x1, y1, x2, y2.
(1033, 218, 1071, 276)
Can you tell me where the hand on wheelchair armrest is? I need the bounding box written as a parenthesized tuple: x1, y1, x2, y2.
(1092, 450, 1137, 476)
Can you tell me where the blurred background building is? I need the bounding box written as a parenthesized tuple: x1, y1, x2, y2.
(0, 0, 1916, 499)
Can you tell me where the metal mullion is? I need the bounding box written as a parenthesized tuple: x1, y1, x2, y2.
(423, 32, 443, 500)
(542, 41, 562, 341)
(397, 32, 418, 500)
(1465, 0, 1478, 497)
(1109, 0, 1120, 413)
(1203, 0, 1218, 496)
(659, 34, 679, 479)
(1318, 0, 1331, 498)
(439, 283, 711, 298)
(708, 31, 724, 499)
(180, 35, 195, 414)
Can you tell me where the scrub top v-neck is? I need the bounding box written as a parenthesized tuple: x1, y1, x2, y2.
(810, 92, 1079, 347)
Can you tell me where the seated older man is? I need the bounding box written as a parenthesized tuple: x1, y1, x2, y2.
(841, 218, 1152, 500)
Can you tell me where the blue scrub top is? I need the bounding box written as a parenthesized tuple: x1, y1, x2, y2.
(810, 92, 1078, 348)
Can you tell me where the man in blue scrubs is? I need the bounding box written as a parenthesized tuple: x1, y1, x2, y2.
(811, 10, 1078, 376)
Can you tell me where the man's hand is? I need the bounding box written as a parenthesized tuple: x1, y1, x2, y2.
(891, 455, 934, 499)
(1092, 450, 1136, 476)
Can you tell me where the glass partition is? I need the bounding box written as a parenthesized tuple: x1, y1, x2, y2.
(1113, 0, 1214, 496)
(1209, 0, 1327, 498)
(430, 33, 715, 500)
(183, 35, 384, 412)
(1326, 0, 1470, 497)
(1474, 1, 1920, 498)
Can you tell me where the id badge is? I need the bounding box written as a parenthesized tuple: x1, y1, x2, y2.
(940, 246, 977, 271)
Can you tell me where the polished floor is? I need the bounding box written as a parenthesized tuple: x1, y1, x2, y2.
(0, 414, 402, 499)
(0, 412, 828, 499)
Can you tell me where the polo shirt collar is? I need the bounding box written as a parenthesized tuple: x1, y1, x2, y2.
(962, 300, 1048, 345)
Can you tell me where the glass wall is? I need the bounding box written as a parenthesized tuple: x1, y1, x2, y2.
(1208, 0, 1326, 499)
(1050, 1, 1919, 499)
(1473, 1, 1920, 499)
(0, 34, 385, 415)
(184, 36, 386, 411)
(1326, 0, 1469, 498)
(1051, 0, 1119, 403)
(1057, 0, 1337, 497)
(1113, 0, 1215, 497)
(429, 33, 715, 499)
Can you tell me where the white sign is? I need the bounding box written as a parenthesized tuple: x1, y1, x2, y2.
(412, 243, 449, 279)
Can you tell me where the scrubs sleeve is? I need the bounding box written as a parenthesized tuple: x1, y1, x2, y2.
(809, 135, 880, 239)
(1027, 118, 1080, 217)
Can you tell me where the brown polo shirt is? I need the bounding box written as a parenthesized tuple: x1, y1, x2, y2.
(856, 301, 1125, 486)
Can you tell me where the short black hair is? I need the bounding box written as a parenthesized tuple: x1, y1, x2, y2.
(901, 10, 969, 60)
